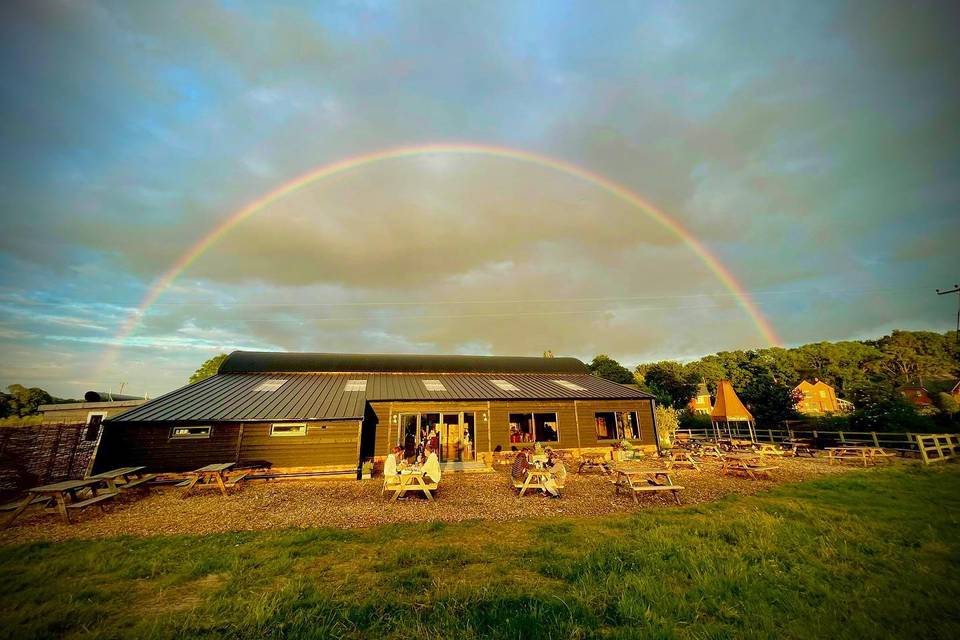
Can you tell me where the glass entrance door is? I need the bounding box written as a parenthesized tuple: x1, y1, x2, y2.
(439, 412, 476, 462)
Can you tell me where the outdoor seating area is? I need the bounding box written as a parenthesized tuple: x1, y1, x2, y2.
(826, 446, 896, 467)
(0, 454, 864, 544)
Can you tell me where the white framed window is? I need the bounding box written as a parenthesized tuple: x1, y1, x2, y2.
(594, 411, 641, 440)
(253, 379, 287, 392)
(85, 412, 106, 442)
(270, 423, 307, 437)
(343, 379, 367, 392)
(171, 426, 211, 439)
(490, 379, 520, 391)
(508, 412, 559, 443)
(423, 379, 446, 392)
(552, 379, 587, 391)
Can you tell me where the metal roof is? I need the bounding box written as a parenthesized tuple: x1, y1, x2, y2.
(218, 351, 589, 375)
(108, 372, 651, 423)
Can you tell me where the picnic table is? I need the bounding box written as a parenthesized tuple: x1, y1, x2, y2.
(3, 478, 117, 527)
(695, 444, 725, 459)
(825, 446, 894, 467)
(177, 463, 246, 497)
(611, 468, 683, 504)
(665, 450, 701, 470)
(89, 466, 157, 493)
(514, 468, 558, 497)
(785, 439, 817, 457)
(721, 452, 778, 479)
(755, 443, 788, 457)
(577, 452, 612, 475)
(388, 469, 437, 502)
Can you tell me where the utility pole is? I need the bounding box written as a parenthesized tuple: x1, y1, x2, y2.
(937, 284, 960, 344)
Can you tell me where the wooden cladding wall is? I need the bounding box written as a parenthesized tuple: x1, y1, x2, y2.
(488, 401, 579, 452)
(366, 398, 656, 457)
(238, 421, 361, 468)
(94, 421, 364, 473)
(575, 399, 658, 447)
(0, 424, 98, 498)
(94, 423, 242, 474)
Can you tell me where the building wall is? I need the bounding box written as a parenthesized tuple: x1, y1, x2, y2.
(794, 381, 840, 414)
(41, 402, 144, 425)
(367, 398, 657, 458)
(94, 420, 364, 473)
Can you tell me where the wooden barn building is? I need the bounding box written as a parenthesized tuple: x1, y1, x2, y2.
(94, 352, 659, 475)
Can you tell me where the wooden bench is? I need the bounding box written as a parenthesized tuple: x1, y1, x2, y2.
(117, 473, 157, 490)
(65, 492, 117, 511)
(224, 472, 249, 487)
(0, 495, 51, 512)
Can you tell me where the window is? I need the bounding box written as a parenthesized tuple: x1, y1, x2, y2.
(423, 379, 446, 392)
(595, 411, 641, 440)
(84, 413, 105, 442)
(171, 426, 211, 439)
(819, 390, 827, 398)
(253, 379, 287, 392)
(270, 423, 307, 437)
(490, 379, 520, 391)
(552, 379, 587, 391)
(343, 379, 367, 391)
(508, 412, 559, 443)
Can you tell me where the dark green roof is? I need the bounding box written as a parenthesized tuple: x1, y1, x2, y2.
(218, 351, 589, 375)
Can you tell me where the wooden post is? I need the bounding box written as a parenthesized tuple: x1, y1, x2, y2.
(838, 431, 845, 444)
(871, 432, 880, 447)
(767, 428, 774, 442)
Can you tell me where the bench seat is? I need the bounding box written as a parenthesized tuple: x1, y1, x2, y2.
(224, 472, 249, 487)
(0, 496, 51, 512)
(119, 474, 157, 490)
(632, 484, 685, 492)
(66, 492, 117, 510)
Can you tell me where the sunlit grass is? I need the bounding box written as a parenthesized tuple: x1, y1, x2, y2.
(1, 466, 958, 639)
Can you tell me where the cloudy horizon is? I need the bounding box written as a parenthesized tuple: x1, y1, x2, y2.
(1, 1, 958, 399)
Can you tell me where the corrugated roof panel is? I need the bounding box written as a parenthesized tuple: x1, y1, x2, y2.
(108, 371, 651, 423)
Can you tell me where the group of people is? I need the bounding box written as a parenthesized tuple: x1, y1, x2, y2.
(383, 443, 442, 493)
(510, 447, 566, 497)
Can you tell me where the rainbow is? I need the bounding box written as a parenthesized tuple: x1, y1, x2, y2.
(102, 142, 780, 370)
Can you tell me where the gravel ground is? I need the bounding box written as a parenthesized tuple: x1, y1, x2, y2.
(0, 457, 879, 544)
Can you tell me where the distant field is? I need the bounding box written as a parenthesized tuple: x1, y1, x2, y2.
(1, 467, 958, 639)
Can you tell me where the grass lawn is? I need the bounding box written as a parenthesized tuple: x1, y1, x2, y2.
(1, 466, 958, 639)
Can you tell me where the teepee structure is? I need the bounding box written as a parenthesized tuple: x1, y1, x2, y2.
(710, 380, 756, 442)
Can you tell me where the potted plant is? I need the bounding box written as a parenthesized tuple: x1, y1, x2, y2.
(360, 460, 373, 480)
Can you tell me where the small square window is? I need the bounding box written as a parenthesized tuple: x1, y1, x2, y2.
(343, 379, 367, 391)
(85, 413, 105, 442)
(270, 424, 307, 437)
(423, 379, 446, 392)
(253, 379, 287, 392)
(552, 379, 587, 391)
(171, 426, 211, 439)
(490, 379, 520, 391)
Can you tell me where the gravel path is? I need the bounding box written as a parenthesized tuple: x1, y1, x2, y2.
(0, 457, 871, 544)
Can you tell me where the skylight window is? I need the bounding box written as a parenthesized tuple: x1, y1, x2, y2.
(553, 379, 587, 391)
(423, 379, 446, 392)
(344, 379, 367, 392)
(490, 379, 520, 391)
(252, 379, 287, 392)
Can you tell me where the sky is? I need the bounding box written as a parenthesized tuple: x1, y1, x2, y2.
(0, 0, 958, 399)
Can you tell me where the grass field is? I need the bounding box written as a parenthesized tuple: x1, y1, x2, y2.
(1, 466, 958, 639)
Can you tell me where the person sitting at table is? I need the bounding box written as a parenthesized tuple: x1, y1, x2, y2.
(511, 448, 530, 484)
(543, 451, 567, 498)
(422, 444, 442, 484)
(383, 446, 403, 489)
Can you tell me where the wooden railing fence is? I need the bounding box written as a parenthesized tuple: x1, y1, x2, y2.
(674, 427, 960, 456)
(915, 434, 960, 465)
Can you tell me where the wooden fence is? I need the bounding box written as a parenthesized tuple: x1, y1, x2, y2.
(673, 426, 955, 455)
(0, 424, 97, 497)
(915, 434, 960, 465)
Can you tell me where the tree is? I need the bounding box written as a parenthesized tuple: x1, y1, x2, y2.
(588, 354, 635, 385)
(4, 384, 53, 417)
(641, 361, 697, 409)
(739, 371, 800, 427)
(189, 354, 228, 384)
(654, 405, 679, 447)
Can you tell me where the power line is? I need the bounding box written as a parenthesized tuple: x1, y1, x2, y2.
(936, 283, 960, 344)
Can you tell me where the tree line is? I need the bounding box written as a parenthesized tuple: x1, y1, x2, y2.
(587, 330, 960, 432)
